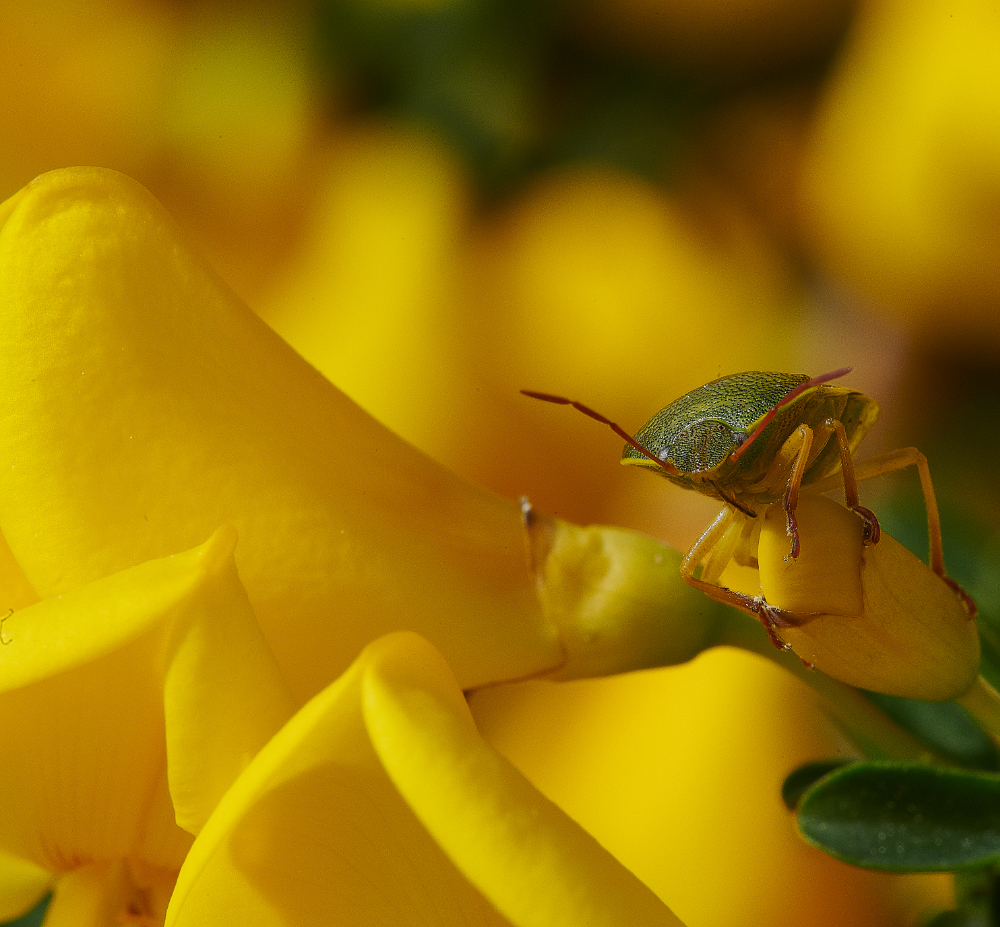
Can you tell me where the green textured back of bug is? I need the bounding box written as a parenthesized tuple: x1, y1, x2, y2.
(620, 370, 879, 507)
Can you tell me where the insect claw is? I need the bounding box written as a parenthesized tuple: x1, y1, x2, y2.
(852, 505, 880, 545)
(756, 598, 793, 650)
(942, 576, 978, 618)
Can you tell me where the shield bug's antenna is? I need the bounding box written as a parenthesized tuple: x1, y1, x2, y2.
(520, 390, 682, 477)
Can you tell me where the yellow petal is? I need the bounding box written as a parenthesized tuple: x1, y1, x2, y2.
(758, 494, 979, 701)
(161, 527, 296, 836)
(0, 527, 290, 883)
(167, 632, 684, 927)
(469, 651, 953, 927)
(42, 860, 173, 927)
(366, 634, 686, 927)
(804, 0, 1000, 337)
(0, 167, 557, 699)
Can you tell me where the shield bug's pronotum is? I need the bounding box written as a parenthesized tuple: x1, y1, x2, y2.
(522, 368, 974, 648)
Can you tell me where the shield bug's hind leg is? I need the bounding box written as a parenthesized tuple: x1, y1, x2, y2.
(849, 447, 976, 615)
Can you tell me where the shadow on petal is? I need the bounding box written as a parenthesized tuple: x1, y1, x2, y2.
(167, 632, 684, 927)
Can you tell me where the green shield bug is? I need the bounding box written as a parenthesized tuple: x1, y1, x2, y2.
(522, 368, 974, 648)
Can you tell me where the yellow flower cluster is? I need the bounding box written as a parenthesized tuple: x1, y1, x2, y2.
(0, 167, 702, 926)
(0, 167, 979, 926)
(4, 0, 999, 922)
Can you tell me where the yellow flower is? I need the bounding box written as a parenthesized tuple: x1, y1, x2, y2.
(803, 0, 1000, 339)
(0, 164, 969, 927)
(0, 528, 293, 923)
(167, 630, 684, 927)
(0, 166, 711, 924)
(0, 166, 548, 703)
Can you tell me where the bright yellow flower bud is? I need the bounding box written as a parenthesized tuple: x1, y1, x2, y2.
(758, 494, 979, 701)
(523, 504, 726, 679)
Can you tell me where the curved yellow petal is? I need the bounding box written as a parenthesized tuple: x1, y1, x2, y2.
(168, 632, 684, 927)
(0, 527, 290, 890)
(161, 528, 295, 836)
(366, 633, 686, 927)
(166, 633, 509, 927)
(0, 167, 557, 699)
(468, 652, 953, 927)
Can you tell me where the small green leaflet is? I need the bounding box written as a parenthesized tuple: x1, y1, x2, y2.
(797, 762, 1000, 871)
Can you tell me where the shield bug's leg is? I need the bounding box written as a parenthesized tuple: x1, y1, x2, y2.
(680, 505, 807, 650)
(849, 447, 974, 614)
(779, 416, 880, 561)
(809, 444, 975, 616)
(520, 390, 684, 479)
(781, 424, 815, 560)
(699, 507, 752, 585)
(849, 448, 941, 570)
(825, 418, 881, 544)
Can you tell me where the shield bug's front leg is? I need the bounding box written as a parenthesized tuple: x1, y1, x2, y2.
(781, 418, 880, 561)
(780, 423, 815, 560)
(680, 504, 809, 650)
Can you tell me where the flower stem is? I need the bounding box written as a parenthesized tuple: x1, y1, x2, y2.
(957, 676, 1000, 744)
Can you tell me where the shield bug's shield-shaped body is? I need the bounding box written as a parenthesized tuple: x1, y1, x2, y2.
(620, 370, 878, 515)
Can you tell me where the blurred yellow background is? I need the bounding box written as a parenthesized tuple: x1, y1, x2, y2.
(5, 0, 999, 923)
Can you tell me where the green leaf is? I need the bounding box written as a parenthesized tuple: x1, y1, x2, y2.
(797, 762, 1000, 871)
(781, 760, 849, 810)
